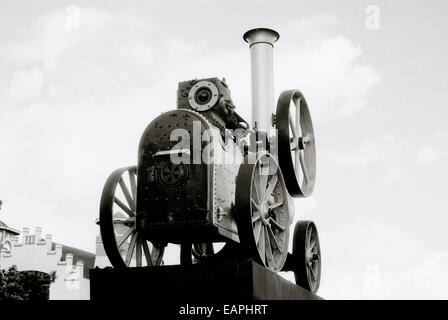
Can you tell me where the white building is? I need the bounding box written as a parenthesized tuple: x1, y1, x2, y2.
(94, 234, 111, 268)
(0, 219, 20, 252)
(0, 223, 94, 300)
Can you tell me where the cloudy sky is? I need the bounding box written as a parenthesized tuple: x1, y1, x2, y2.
(1, 0, 447, 299)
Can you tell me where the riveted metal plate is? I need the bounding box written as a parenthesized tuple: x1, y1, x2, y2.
(137, 110, 213, 240)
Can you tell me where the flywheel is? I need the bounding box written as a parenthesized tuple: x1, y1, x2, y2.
(276, 90, 316, 197)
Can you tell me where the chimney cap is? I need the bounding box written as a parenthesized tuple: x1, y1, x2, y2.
(243, 28, 280, 47)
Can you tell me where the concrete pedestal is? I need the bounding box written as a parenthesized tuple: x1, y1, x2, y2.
(90, 260, 322, 300)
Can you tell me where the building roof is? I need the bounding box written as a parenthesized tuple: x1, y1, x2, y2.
(0, 220, 20, 235)
(52, 242, 96, 279)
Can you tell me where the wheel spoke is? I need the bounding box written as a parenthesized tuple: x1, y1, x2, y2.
(198, 243, 207, 256)
(299, 150, 309, 182)
(119, 178, 135, 211)
(295, 97, 302, 137)
(289, 113, 299, 139)
(141, 240, 153, 266)
(125, 233, 138, 266)
(265, 174, 278, 198)
(269, 200, 283, 210)
(252, 211, 261, 223)
(265, 227, 274, 267)
(292, 98, 303, 174)
(153, 247, 163, 265)
(253, 171, 261, 203)
(308, 263, 317, 279)
(258, 227, 266, 264)
(113, 218, 130, 224)
(259, 166, 269, 201)
(117, 228, 134, 248)
(136, 237, 142, 267)
(129, 169, 137, 201)
(154, 246, 164, 265)
(251, 197, 260, 210)
(307, 227, 312, 246)
(254, 221, 262, 243)
(114, 197, 135, 217)
(192, 244, 201, 259)
(269, 217, 285, 231)
(310, 239, 317, 250)
(113, 216, 135, 225)
(266, 225, 280, 251)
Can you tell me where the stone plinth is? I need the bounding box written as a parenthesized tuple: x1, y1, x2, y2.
(90, 260, 322, 301)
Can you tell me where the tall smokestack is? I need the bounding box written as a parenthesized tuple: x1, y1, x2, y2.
(243, 28, 279, 132)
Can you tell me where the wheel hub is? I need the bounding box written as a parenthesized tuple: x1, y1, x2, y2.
(306, 250, 319, 263)
(260, 201, 270, 224)
(298, 137, 305, 150)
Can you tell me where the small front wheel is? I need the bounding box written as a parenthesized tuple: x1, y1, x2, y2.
(293, 220, 321, 293)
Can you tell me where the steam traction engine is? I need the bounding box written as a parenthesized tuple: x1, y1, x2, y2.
(99, 28, 321, 293)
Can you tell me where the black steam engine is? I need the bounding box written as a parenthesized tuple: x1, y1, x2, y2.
(99, 28, 321, 293)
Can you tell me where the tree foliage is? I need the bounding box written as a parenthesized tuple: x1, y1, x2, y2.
(0, 265, 51, 300)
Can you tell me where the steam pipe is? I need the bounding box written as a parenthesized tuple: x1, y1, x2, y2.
(243, 28, 280, 132)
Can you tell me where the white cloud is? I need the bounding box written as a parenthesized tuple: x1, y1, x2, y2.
(327, 133, 448, 183)
(416, 147, 447, 165)
(331, 134, 409, 166)
(378, 163, 414, 184)
(9, 69, 44, 101)
(276, 18, 381, 122)
(318, 221, 448, 299)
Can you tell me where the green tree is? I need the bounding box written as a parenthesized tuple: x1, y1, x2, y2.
(0, 265, 51, 300)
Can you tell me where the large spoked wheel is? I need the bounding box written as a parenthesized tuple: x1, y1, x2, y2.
(276, 90, 316, 197)
(293, 220, 321, 293)
(99, 166, 165, 269)
(235, 153, 290, 272)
